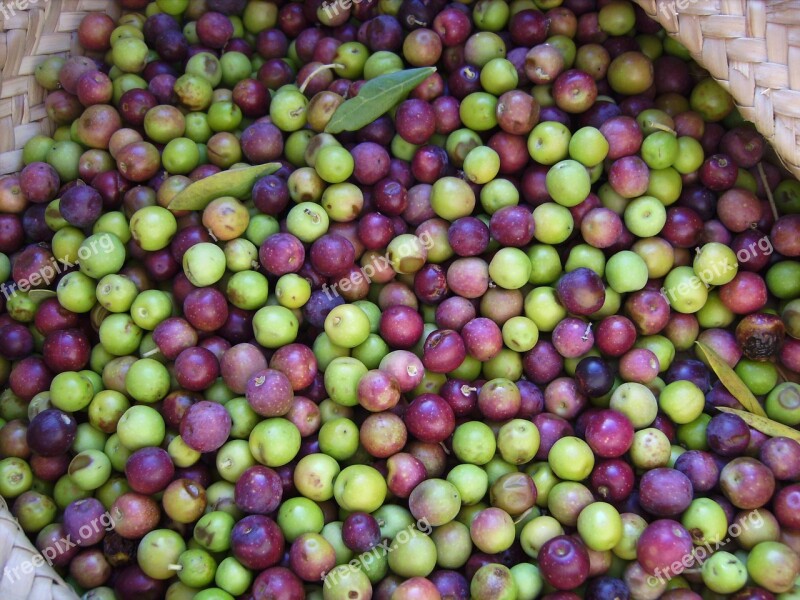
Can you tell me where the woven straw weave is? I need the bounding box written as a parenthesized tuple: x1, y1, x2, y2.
(0, 496, 79, 599)
(633, 0, 800, 179)
(0, 0, 120, 176)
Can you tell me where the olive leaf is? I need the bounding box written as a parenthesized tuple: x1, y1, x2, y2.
(717, 407, 800, 443)
(695, 341, 768, 417)
(28, 290, 57, 301)
(168, 163, 280, 211)
(325, 67, 437, 134)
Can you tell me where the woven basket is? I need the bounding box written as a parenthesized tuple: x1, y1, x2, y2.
(633, 0, 800, 179)
(0, 0, 120, 176)
(0, 496, 79, 600)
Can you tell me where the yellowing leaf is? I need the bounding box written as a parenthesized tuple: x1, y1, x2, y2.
(717, 407, 800, 443)
(28, 290, 57, 301)
(695, 341, 767, 417)
(168, 163, 279, 211)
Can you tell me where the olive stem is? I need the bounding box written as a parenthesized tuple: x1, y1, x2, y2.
(298, 63, 345, 94)
(757, 162, 779, 221)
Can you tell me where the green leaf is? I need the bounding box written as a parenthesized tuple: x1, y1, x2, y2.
(168, 163, 280, 211)
(325, 67, 437, 134)
(28, 290, 57, 302)
(717, 407, 800, 443)
(695, 341, 768, 417)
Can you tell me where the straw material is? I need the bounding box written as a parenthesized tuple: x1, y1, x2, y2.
(0, 496, 79, 600)
(633, 0, 800, 179)
(0, 0, 120, 175)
